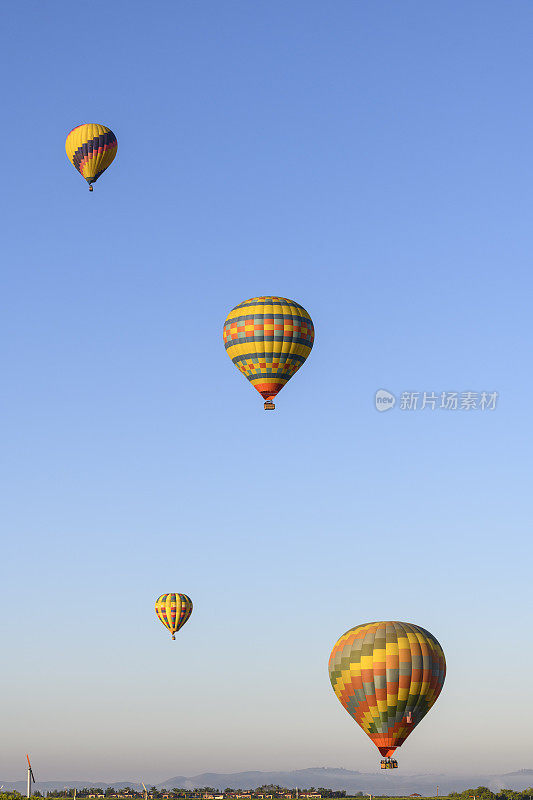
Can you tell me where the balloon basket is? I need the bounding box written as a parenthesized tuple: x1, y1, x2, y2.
(264, 401, 276, 411)
(380, 759, 398, 770)
(89, 185, 93, 192)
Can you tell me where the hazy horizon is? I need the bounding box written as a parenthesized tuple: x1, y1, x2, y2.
(3, 766, 533, 795)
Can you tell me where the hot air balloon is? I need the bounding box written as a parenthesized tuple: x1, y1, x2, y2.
(155, 593, 193, 640)
(223, 296, 314, 410)
(65, 124, 117, 191)
(328, 621, 445, 768)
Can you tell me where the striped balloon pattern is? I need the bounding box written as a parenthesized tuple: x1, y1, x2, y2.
(328, 621, 446, 758)
(155, 593, 193, 640)
(65, 123, 117, 189)
(223, 296, 314, 403)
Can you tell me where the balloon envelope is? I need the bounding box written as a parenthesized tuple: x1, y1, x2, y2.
(223, 296, 314, 403)
(65, 123, 117, 189)
(328, 621, 445, 758)
(155, 593, 193, 640)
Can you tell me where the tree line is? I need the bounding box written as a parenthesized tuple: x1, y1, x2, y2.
(0, 789, 346, 800)
(448, 787, 533, 800)
(0, 788, 531, 800)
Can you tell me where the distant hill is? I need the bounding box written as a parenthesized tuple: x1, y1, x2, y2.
(1, 767, 533, 796)
(501, 771, 533, 777)
(157, 766, 533, 794)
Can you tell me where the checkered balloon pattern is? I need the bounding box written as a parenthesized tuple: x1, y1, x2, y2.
(155, 593, 193, 640)
(328, 621, 446, 758)
(223, 296, 314, 402)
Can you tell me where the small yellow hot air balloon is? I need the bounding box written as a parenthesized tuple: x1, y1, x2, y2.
(223, 296, 314, 410)
(65, 124, 117, 191)
(155, 593, 193, 640)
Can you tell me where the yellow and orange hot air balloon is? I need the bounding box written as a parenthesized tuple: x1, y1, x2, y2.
(155, 593, 193, 640)
(328, 621, 446, 768)
(65, 124, 117, 191)
(223, 296, 314, 410)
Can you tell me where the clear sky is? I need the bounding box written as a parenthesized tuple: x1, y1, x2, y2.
(1, 0, 532, 784)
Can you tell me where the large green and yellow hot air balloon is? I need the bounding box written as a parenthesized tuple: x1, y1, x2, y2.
(65, 124, 117, 191)
(328, 621, 446, 768)
(155, 593, 193, 640)
(223, 296, 314, 410)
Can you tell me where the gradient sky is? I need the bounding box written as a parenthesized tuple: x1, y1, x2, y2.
(1, 0, 533, 785)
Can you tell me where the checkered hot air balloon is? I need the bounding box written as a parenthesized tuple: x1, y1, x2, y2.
(223, 296, 314, 410)
(155, 593, 193, 640)
(328, 621, 446, 767)
(65, 124, 118, 191)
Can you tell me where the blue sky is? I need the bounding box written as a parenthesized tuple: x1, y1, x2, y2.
(1, 0, 532, 783)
